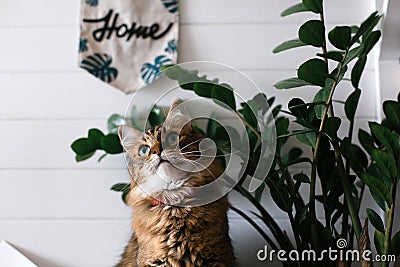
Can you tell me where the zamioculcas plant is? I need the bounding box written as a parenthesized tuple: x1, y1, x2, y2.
(71, 1, 399, 266)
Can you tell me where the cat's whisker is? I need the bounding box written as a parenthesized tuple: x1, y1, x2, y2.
(178, 138, 203, 150)
(180, 146, 247, 157)
(174, 157, 216, 180)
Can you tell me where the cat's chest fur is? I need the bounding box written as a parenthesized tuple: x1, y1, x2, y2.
(124, 198, 234, 267)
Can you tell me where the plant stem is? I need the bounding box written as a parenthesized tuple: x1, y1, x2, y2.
(382, 182, 396, 267)
(333, 142, 362, 238)
(237, 112, 262, 140)
(309, 55, 345, 248)
(342, 111, 356, 238)
(234, 185, 295, 250)
(276, 154, 305, 213)
(230, 206, 280, 251)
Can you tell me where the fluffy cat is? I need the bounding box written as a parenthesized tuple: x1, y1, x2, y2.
(116, 100, 234, 267)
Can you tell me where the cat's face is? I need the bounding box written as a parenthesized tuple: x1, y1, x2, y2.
(118, 100, 222, 205)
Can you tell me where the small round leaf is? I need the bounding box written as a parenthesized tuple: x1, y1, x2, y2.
(328, 26, 351, 50)
(299, 20, 325, 47)
(297, 59, 328, 86)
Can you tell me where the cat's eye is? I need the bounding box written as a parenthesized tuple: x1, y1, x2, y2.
(166, 132, 179, 145)
(138, 145, 150, 156)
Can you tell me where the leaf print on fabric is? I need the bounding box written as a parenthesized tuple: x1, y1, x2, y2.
(79, 38, 88, 53)
(80, 53, 118, 83)
(160, 0, 179, 14)
(141, 55, 172, 84)
(164, 39, 178, 54)
(85, 0, 99, 7)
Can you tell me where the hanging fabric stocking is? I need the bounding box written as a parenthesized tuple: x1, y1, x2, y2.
(78, 0, 179, 94)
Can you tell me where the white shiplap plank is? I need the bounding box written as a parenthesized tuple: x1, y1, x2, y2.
(0, 118, 378, 170)
(0, 219, 132, 267)
(0, 218, 285, 267)
(0, 168, 377, 220)
(0, 169, 292, 219)
(0, 120, 125, 169)
(0, 170, 131, 219)
(0, 70, 377, 119)
(0, 25, 376, 73)
(0, 0, 375, 26)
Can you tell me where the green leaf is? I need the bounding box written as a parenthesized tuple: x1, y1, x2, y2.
(371, 149, 397, 179)
(328, 26, 351, 50)
(160, 64, 178, 78)
(298, 59, 328, 86)
(344, 46, 363, 65)
(366, 208, 385, 233)
(358, 129, 375, 153)
(317, 51, 344, 62)
(121, 184, 131, 204)
(298, 20, 325, 47)
(288, 147, 303, 161)
(340, 138, 368, 172)
(107, 114, 126, 134)
(71, 138, 95, 155)
(87, 128, 104, 149)
(100, 134, 123, 154)
(211, 83, 236, 110)
(374, 230, 385, 255)
(193, 81, 213, 97)
(75, 151, 95, 162)
(383, 101, 400, 134)
(302, 0, 323, 13)
(313, 78, 334, 119)
(350, 12, 381, 46)
(111, 183, 130, 192)
(294, 173, 310, 183)
(351, 55, 367, 89)
(297, 131, 316, 148)
(274, 77, 311, 89)
(281, 3, 309, 17)
(148, 105, 165, 128)
(288, 98, 308, 119)
(360, 173, 392, 207)
(323, 117, 341, 139)
(390, 231, 400, 256)
(369, 122, 400, 156)
(242, 102, 258, 129)
(344, 89, 361, 121)
(206, 113, 217, 139)
(360, 30, 381, 56)
(273, 39, 307, 53)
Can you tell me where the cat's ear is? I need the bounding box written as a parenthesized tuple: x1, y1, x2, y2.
(165, 99, 192, 132)
(118, 125, 142, 152)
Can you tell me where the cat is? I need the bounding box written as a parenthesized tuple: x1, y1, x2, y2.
(116, 100, 235, 267)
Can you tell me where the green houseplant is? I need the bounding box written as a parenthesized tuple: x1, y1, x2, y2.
(71, 1, 399, 266)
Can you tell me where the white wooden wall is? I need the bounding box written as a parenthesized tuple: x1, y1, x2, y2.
(0, 1, 380, 266)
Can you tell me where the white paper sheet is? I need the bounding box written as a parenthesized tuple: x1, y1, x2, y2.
(0, 241, 38, 267)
